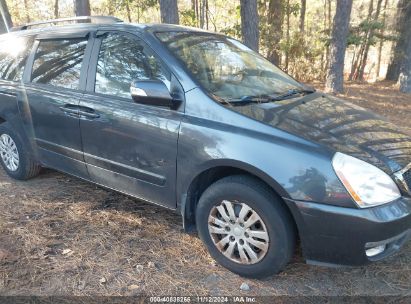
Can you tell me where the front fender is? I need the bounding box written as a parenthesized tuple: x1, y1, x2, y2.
(177, 116, 354, 210)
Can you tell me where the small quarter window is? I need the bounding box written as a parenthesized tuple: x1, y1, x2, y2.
(95, 33, 169, 99)
(31, 38, 88, 90)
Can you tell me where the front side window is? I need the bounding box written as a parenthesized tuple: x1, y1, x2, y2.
(0, 36, 33, 82)
(31, 38, 88, 90)
(156, 32, 303, 101)
(95, 33, 169, 99)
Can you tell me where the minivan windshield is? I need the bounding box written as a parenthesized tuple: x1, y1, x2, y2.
(156, 31, 306, 103)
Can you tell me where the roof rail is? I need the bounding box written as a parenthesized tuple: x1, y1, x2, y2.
(11, 16, 123, 31)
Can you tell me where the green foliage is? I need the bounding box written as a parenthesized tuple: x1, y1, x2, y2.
(101, 0, 158, 22)
(220, 5, 241, 39)
(282, 32, 326, 81)
(220, 24, 241, 38)
(348, 20, 385, 47)
(359, 19, 384, 32)
(108, 0, 157, 11)
(286, 2, 301, 17)
(4, 0, 400, 83)
(347, 32, 363, 46)
(180, 9, 197, 27)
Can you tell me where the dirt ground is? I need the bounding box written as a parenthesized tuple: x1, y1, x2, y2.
(0, 82, 410, 297)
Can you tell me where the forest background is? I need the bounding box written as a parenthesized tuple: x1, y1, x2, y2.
(0, 0, 410, 94)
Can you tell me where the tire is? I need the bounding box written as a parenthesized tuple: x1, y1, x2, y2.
(0, 123, 40, 180)
(196, 175, 295, 278)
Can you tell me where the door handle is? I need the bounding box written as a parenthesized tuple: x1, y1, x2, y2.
(59, 105, 79, 116)
(78, 106, 100, 119)
(78, 111, 100, 119)
(60, 104, 100, 119)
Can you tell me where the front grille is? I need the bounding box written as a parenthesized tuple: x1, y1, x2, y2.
(404, 168, 411, 192)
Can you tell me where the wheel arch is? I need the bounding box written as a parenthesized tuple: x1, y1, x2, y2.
(179, 160, 295, 234)
(0, 113, 38, 161)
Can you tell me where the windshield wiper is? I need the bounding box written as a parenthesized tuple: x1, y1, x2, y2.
(270, 88, 316, 101)
(225, 95, 272, 105)
(225, 88, 316, 105)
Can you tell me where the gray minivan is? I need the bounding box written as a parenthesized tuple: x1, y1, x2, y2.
(0, 17, 410, 278)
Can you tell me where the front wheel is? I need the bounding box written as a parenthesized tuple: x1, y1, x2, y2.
(196, 175, 296, 278)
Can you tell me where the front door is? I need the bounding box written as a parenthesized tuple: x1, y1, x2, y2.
(79, 31, 183, 208)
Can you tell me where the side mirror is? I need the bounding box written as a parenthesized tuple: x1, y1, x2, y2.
(130, 79, 178, 108)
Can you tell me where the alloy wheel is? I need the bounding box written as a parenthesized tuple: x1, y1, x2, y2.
(0, 134, 20, 172)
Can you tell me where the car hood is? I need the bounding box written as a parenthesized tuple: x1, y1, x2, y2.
(233, 92, 411, 174)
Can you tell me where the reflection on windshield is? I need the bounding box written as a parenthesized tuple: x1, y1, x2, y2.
(156, 32, 303, 101)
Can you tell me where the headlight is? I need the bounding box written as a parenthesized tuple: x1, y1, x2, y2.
(332, 152, 401, 208)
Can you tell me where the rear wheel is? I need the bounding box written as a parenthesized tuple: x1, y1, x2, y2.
(0, 123, 40, 180)
(196, 175, 295, 278)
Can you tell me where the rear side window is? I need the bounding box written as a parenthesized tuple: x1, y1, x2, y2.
(0, 36, 33, 82)
(95, 33, 169, 99)
(31, 38, 88, 90)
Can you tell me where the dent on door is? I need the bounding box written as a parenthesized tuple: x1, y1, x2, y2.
(79, 95, 181, 208)
(79, 31, 182, 209)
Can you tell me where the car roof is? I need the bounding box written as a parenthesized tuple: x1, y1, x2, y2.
(0, 22, 209, 39)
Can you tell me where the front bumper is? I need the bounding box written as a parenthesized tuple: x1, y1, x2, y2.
(284, 196, 411, 266)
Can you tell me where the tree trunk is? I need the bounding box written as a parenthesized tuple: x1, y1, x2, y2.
(159, 0, 179, 24)
(355, 0, 374, 81)
(285, 0, 290, 71)
(357, 0, 383, 81)
(205, 0, 209, 30)
(24, 0, 30, 22)
(349, 0, 374, 81)
(54, 0, 59, 19)
(240, 0, 259, 52)
(325, 0, 353, 94)
(194, 0, 199, 27)
(126, 1, 132, 22)
(199, 0, 206, 29)
(323, 0, 332, 76)
(108, 1, 114, 15)
(386, 0, 410, 81)
(0, 0, 12, 33)
(349, 47, 362, 81)
(399, 38, 411, 93)
(397, 1, 411, 92)
(376, 0, 389, 78)
(75, 0, 91, 16)
(136, 6, 141, 23)
(266, 0, 283, 65)
(299, 0, 306, 33)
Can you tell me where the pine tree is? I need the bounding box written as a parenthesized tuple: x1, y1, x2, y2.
(75, 0, 91, 16)
(240, 0, 259, 52)
(159, 0, 179, 24)
(397, 1, 411, 93)
(386, 0, 411, 83)
(325, 0, 353, 93)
